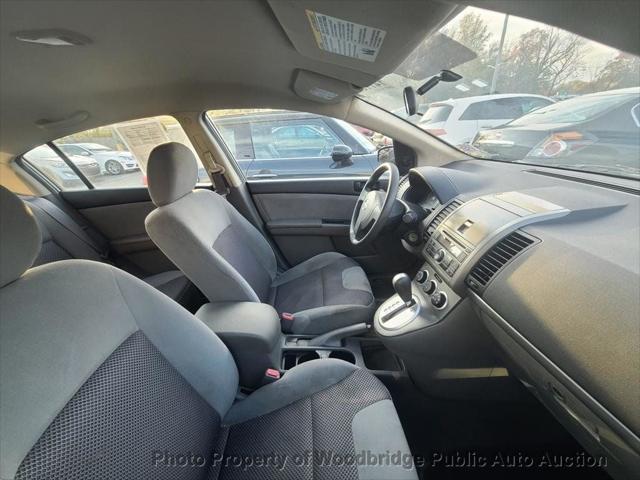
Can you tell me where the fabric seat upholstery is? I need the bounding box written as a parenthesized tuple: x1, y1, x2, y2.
(22, 195, 197, 308)
(145, 142, 374, 335)
(0, 185, 416, 480)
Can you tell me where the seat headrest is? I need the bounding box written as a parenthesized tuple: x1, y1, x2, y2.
(147, 142, 199, 206)
(0, 186, 41, 287)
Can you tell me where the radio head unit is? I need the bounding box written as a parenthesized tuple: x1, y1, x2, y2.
(423, 191, 568, 287)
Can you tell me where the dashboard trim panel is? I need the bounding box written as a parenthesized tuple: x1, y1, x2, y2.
(422, 192, 570, 293)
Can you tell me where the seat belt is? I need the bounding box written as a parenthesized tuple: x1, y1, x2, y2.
(29, 197, 110, 260)
(203, 151, 229, 195)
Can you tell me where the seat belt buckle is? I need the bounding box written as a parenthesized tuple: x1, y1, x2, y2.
(280, 312, 295, 333)
(263, 368, 282, 385)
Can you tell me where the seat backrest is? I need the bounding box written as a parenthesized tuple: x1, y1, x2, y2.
(0, 185, 239, 479)
(22, 196, 107, 266)
(145, 142, 277, 304)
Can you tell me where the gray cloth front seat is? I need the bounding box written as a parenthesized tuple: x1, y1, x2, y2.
(145, 142, 375, 335)
(0, 185, 417, 480)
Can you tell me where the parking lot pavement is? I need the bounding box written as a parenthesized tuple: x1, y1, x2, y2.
(91, 171, 144, 188)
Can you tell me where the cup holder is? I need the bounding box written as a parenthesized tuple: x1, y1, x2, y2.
(328, 350, 356, 363)
(282, 349, 356, 370)
(282, 351, 319, 369)
(298, 351, 320, 364)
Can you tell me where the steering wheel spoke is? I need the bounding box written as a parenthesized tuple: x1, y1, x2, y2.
(349, 162, 400, 245)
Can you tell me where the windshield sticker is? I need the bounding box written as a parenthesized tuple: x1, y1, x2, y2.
(305, 10, 386, 62)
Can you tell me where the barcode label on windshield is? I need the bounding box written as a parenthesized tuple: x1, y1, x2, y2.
(306, 10, 386, 62)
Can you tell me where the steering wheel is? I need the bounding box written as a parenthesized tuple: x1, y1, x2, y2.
(349, 162, 400, 245)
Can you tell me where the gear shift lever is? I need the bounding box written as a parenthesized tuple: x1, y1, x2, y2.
(392, 273, 413, 306)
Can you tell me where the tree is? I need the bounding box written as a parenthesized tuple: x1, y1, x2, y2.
(498, 27, 587, 95)
(446, 12, 492, 54)
(593, 53, 640, 91)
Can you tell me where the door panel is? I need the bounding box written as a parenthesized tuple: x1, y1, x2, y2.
(247, 177, 417, 275)
(254, 193, 357, 223)
(61, 187, 176, 275)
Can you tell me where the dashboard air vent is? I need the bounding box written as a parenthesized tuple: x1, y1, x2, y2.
(423, 199, 464, 240)
(468, 231, 536, 290)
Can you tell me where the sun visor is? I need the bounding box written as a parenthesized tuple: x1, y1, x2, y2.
(268, 0, 459, 78)
(292, 69, 359, 103)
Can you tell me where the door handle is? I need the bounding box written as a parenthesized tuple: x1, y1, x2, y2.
(354, 180, 379, 192)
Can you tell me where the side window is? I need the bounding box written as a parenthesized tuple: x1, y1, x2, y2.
(459, 102, 483, 120)
(260, 120, 342, 159)
(58, 145, 88, 157)
(207, 109, 382, 179)
(22, 116, 208, 191)
(218, 123, 254, 160)
(23, 145, 89, 191)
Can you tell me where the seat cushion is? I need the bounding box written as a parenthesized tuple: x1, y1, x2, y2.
(271, 252, 375, 335)
(219, 359, 417, 480)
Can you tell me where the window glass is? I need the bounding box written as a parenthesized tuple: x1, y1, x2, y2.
(358, 6, 640, 179)
(23, 145, 89, 191)
(207, 109, 383, 179)
(23, 116, 208, 190)
(419, 104, 453, 124)
(251, 119, 342, 159)
(509, 93, 636, 125)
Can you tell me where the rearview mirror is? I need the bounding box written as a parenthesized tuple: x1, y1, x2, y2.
(416, 69, 462, 95)
(377, 145, 395, 164)
(403, 86, 417, 117)
(330, 144, 354, 169)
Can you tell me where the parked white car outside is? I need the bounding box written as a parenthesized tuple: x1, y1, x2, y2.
(58, 143, 139, 175)
(418, 93, 554, 147)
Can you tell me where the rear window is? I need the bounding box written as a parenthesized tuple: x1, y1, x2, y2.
(509, 93, 638, 125)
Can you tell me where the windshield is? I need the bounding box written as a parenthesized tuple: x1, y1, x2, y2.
(359, 7, 640, 180)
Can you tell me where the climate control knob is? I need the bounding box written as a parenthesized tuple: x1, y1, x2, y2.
(431, 291, 448, 309)
(415, 270, 429, 283)
(423, 280, 437, 295)
(433, 249, 445, 263)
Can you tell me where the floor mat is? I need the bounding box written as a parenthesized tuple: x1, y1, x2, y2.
(381, 375, 611, 479)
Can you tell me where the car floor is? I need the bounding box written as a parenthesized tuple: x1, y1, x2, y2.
(382, 375, 611, 480)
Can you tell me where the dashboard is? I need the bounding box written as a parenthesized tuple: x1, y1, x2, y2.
(382, 160, 640, 480)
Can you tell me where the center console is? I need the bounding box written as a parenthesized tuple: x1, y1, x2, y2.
(375, 191, 567, 336)
(372, 191, 568, 399)
(197, 302, 403, 391)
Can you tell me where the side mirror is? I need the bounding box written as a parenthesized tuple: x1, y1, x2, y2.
(330, 144, 353, 169)
(377, 145, 395, 164)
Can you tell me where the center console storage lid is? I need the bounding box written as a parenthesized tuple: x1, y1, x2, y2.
(196, 302, 281, 353)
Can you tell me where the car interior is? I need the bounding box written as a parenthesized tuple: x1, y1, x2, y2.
(0, 1, 638, 479)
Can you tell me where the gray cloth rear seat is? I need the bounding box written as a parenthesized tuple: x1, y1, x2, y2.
(22, 195, 196, 308)
(0, 185, 417, 480)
